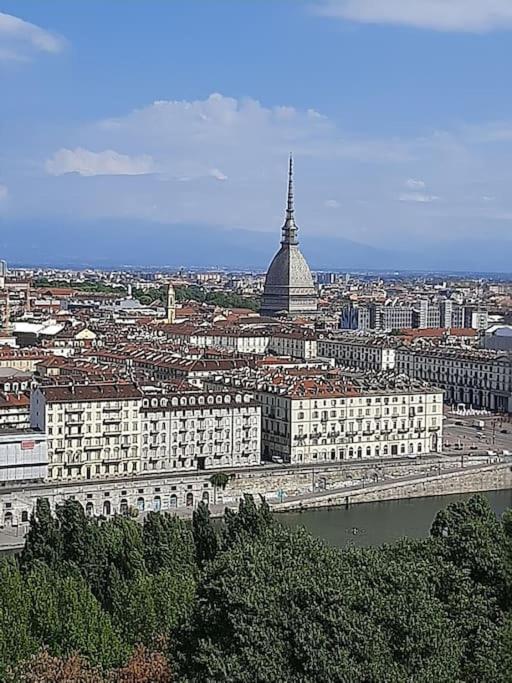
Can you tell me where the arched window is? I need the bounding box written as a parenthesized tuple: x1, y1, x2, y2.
(202, 491, 210, 505)
(136, 497, 145, 512)
(85, 502, 94, 516)
(120, 499, 128, 515)
(4, 511, 13, 527)
(170, 494, 178, 508)
(186, 492, 194, 507)
(103, 500, 111, 516)
(153, 496, 161, 512)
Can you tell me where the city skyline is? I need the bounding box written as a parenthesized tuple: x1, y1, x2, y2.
(3, 1, 512, 270)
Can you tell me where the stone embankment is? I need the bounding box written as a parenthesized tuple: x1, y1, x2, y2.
(267, 460, 512, 512)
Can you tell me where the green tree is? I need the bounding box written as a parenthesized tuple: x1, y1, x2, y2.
(26, 564, 125, 669)
(0, 559, 35, 678)
(431, 494, 508, 605)
(142, 512, 196, 575)
(222, 494, 273, 549)
(192, 501, 219, 568)
(20, 499, 62, 570)
(56, 499, 90, 567)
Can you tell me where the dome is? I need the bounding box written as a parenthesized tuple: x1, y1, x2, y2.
(264, 244, 315, 290)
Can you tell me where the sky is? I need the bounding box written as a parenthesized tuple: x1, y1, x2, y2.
(2, 0, 512, 270)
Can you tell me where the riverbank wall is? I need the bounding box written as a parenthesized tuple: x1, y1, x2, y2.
(269, 461, 512, 512)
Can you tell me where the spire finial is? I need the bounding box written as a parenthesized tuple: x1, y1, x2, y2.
(287, 153, 294, 219)
(282, 154, 298, 245)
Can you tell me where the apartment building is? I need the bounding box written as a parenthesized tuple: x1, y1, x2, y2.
(206, 369, 443, 464)
(30, 383, 144, 482)
(140, 391, 261, 472)
(395, 347, 512, 413)
(164, 324, 318, 360)
(318, 336, 397, 371)
(353, 300, 489, 332)
(30, 381, 262, 482)
(268, 330, 318, 360)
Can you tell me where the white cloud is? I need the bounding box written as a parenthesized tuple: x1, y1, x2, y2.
(0, 184, 7, 201)
(405, 178, 426, 189)
(95, 93, 409, 165)
(45, 148, 155, 177)
(315, 0, 512, 32)
(0, 12, 66, 62)
(209, 168, 228, 181)
(8, 92, 512, 250)
(398, 192, 440, 203)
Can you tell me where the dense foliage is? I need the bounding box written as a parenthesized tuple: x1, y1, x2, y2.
(34, 278, 126, 295)
(133, 284, 260, 312)
(2, 494, 512, 681)
(34, 277, 260, 310)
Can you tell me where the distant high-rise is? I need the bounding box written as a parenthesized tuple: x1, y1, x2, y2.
(260, 157, 317, 317)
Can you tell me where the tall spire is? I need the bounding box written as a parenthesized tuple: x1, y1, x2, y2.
(281, 154, 298, 245)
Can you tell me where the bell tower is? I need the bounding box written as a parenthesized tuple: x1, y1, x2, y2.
(166, 283, 176, 324)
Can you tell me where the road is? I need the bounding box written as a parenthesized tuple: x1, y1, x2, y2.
(444, 411, 512, 455)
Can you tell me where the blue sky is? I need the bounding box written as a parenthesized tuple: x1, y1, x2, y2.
(2, 1, 512, 269)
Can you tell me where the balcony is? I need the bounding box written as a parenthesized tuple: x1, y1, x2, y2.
(362, 430, 374, 436)
(104, 416, 121, 424)
(103, 404, 121, 412)
(429, 426, 440, 432)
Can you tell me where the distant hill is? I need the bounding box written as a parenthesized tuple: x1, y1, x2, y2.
(0, 216, 510, 273)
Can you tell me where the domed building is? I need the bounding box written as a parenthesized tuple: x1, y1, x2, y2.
(261, 157, 318, 317)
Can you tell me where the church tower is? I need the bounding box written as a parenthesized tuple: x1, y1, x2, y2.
(166, 283, 176, 324)
(260, 157, 318, 317)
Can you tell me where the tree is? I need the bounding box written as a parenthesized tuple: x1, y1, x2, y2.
(20, 499, 62, 570)
(0, 559, 35, 679)
(142, 512, 196, 575)
(192, 502, 219, 568)
(9, 650, 102, 683)
(108, 644, 172, 682)
(431, 494, 508, 605)
(209, 472, 230, 505)
(56, 499, 91, 567)
(177, 523, 464, 682)
(222, 494, 273, 549)
(26, 565, 126, 669)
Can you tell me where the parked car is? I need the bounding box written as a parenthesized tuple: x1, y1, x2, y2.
(500, 429, 509, 434)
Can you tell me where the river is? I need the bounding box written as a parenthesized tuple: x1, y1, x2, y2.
(277, 490, 512, 548)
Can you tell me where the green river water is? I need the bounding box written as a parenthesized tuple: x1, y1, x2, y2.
(277, 489, 512, 547)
